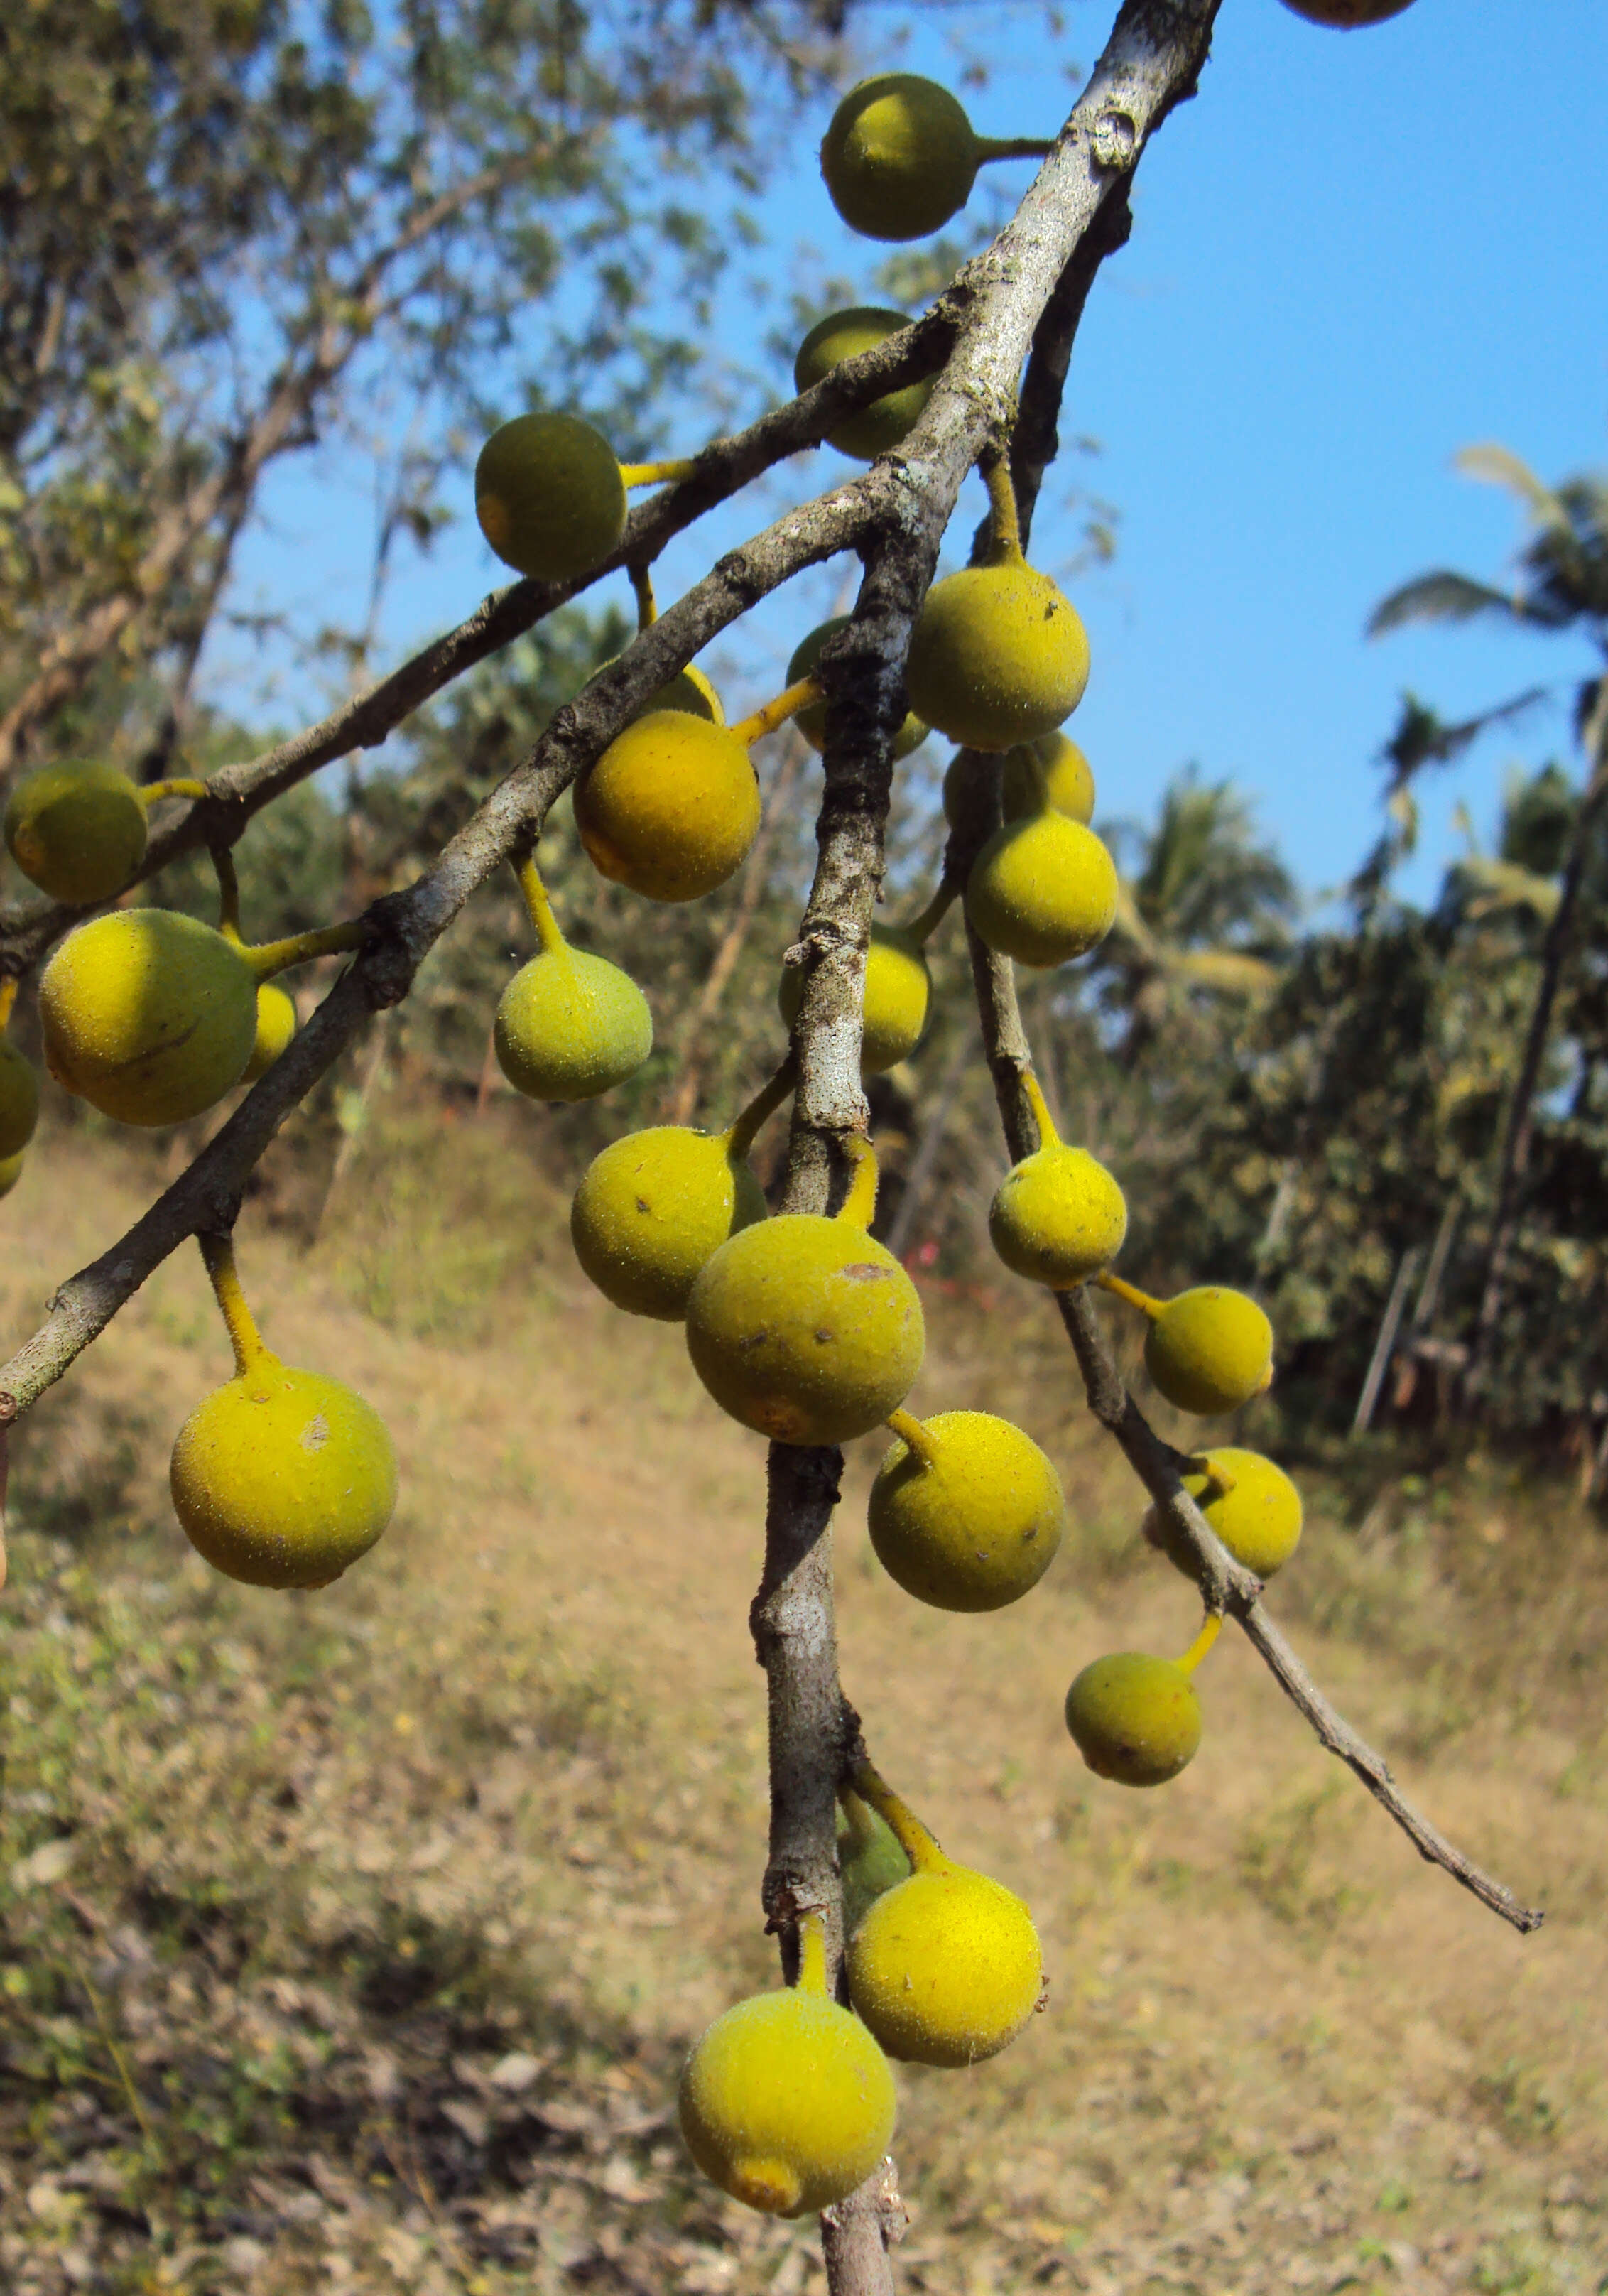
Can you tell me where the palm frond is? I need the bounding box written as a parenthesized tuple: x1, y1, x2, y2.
(1162, 948, 1281, 997)
(1455, 443, 1570, 532)
(1367, 572, 1525, 637)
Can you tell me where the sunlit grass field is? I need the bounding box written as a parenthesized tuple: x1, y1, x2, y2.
(1, 1108, 1604, 2296)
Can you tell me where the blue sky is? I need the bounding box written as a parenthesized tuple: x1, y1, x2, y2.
(219, 0, 1608, 908)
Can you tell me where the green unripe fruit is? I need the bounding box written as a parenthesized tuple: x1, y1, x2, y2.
(967, 811, 1117, 969)
(494, 946, 652, 1103)
(906, 559, 1088, 754)
(241, 982, 298, 1085)
(820, 75, 979, 242)
(989, 1139, 1126, 1287)
(678, 1965, 897, 2217)
(1004, 733, 1095, 825)
(1065, 1652, 1202, 1787)
(170, 1355, 398, 1590)
(869, 1409, 1063, 1613)
(1145, 1287, 1274, 1417)
(0, 1036, 40, 1157)
(0, 1148, 23, 1200)
(778, 924, 930, 1076)
(474, 413, 627, 583)
(1148, 1447, 1303, 1581)
(575, 710, 761, 903)
(847, 1860, 1042, 2067)
(4, 760, 149, 906)
(685, 1213, 925, 1446)
(1280, 0, 1414, 23)
(570, 1125, 767, 1320)
(838, 1796, 911, 1937)
(40, 909, 257, 1127)
(787, 619, 928, 759)
(793, 308, 933, 461)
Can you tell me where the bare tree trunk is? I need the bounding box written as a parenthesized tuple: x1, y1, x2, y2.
(1353, 1247, 1421, 1436)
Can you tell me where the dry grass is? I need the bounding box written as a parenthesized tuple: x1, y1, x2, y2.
(0, 1109, 1604, 2296)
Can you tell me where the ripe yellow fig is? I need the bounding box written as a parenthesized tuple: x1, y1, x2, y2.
(1146, 1448, 1303, 1581)
(1065, 1650, 1203, 1787)
(40, 909, 259, 1127)
(685, 1140, 924, 1446)
(778, 921, 933, 1076)
(869, 1407, 1064, 1613)
(1003, 732, 1095, 825)
(989, 1071, 1125, 1286)
(570, 1063, 791, 1319)
(793, 308, 933, 461)
(4, 760, 207, 906)
(1098, 1276, 1275, 1417)
(0, 1148, 23, 1200)
(0, 979, 39, 1157)
(967, 804, 1118, 970)
(906, 460, 1088, 752)
(678, 1916, 896, 2218)
(787, 619, 928, 759)
(475, 418, 695, 585)
(575, 712, 761, 904)
(1281, 0, 1414, 22)
(820, 74, 1052, 243)
(495, 858, 651, 1102)
(844, 1767, 1042, 2067)
(242, 982, 298, 1085)
(170, 1237, 398, 1591)
(838, 1790, 911, 1936)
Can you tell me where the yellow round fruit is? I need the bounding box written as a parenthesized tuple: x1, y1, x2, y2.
(847, 1861, 1042, 2067)
(1146, 1287, 1273, 1417)
(678, 1971, 896, 2217)
(0, 1035, 40, 1157)
(575, 710, 761, 902)
(474, 412, 627, 582)
(4, 759, 149, 906)
(241, 982, 298, 1085)
(778, 924, 930, 1076)
(1281, 0, 1414, 22)
(39, 908, 257, 1127)
(793, 308, 933, 461)
(0, 1148, 23, 1200)
(1065, 1651, 1202, 1787)
(967, 811, 1117, 969)
(170, 1355, 398, 1590)
(494, 947, 651, 1103)
(605, 652, 724, 725)
(820, 75, 979, 242)
(1148, 1448, 1303, 1580)
(839, 1794, 911, 1937)
(570, 1125, 767, 1320)
(989, 1137, 1126, 1287)
(685, 1213, 925, 1446)
(1003, 733, 1095, 825)
(906, 559, 1088, 753)
(787, 619, 928, 759)
(869, 1410, 1064, 1613)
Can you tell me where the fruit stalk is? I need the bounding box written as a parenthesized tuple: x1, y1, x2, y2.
(836, 1135, 879, 1228)
(725, 1057, 797, 1160)
(882, 1407, 940, 1468)
(198, 1233, 266, 1377)
(1094, 1268, 1163, 1318)
(979, 447, 1024, 563)
(849, 1761, 947, 1875)
(973, 135, 1056, 164)
(245, 919, 368, 980)
(0, 977, 16, 1033)
(731, 677, 825, 749)
(618, 457, 699, 489)
(138, 778, 210, 809)
(514, 855, 567, 958)
(901, 880, 956, 948)
(1176, 1612, 1223, 1670)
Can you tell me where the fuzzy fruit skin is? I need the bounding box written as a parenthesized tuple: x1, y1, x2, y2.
(989, 1140, 1126, 1287)
(575, 711, 761, 903)
(839, 1802, 911, 1936)
(907, 561, 1088, 754)
(0, 1149, 22, 1199)
(570, 1126, 768, 1320)
(170, 1356, 398, 1590)
(1004, 733, 1095, 825)
(474, 413, 626, 582)
(1280, 0, 1413, 22)
(869, 1409, 1064, 1613)
(1149, 1447, 1303, 1579)
(787, 619, 928, 759)
(778, 924, 930, 1076)
(967, 812, 1117, 970)
(685, 1213, 925, 1445)
(793, 308, 933, 461)
(494, 948, 651, 1103)
(1146, 1287, 1273, 1417)
(242, 982, 298, 1085)
(821, 74, 978, 242)
(40, 909, 257, 1127)
(4, 760, 149, 906)
(678, 1983, 896, 2218)
(847, 1863, 1042, 2067)
(0, 1038, 40, 1157)
(604, 654, 724, 725)
(1065, 1651, 1202, 1787)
